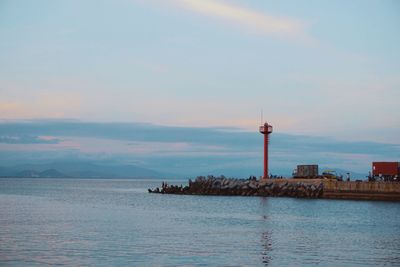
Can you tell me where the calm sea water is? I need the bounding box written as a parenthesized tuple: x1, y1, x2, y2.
(0, 178, 399, 266)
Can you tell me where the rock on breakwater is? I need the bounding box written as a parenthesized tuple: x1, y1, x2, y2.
(148, 176, 324, 199)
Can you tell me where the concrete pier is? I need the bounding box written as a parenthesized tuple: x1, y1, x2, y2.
(149, 177, 400, 201)
(323, 180, 400, 201)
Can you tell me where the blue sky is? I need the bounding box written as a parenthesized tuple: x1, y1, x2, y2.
(0, 1, 399, 176)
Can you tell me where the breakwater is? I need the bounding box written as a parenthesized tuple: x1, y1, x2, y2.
(149, 176, 324, 198)
(149, 176, 400, 201)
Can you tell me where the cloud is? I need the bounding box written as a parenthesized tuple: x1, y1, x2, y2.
(0, 120, 398, 155)
(0, 120, 398, 176)
(0, 134, 61, 144)
(174, 0, 312, 42)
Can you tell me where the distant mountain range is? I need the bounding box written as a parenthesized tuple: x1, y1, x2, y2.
(0, 161, 164, 179)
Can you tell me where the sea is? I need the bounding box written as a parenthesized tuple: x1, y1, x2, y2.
(0, 178, 399, 266)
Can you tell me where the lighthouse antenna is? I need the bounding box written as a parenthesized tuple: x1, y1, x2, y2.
(261, 109, 263, 125)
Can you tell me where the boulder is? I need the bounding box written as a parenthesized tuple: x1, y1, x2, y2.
(248, 181, 258, 190)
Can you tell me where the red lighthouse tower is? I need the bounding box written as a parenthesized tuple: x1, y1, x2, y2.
(259, 122, 273, 179)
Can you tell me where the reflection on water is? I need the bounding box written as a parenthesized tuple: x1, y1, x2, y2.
(261, 231, 273, 266)
(259, 197, 273, 266)
(0, 178, 400, 266)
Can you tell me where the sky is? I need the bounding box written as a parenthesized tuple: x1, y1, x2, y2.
(0, 0, 399, 176)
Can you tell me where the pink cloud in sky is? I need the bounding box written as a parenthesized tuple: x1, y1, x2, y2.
(37, 136, 59, 141)
(172, 0, 314, 44)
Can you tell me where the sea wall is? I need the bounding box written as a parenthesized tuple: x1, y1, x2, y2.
(322, 180, 400, 201)
(149, 176, 400, 201)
